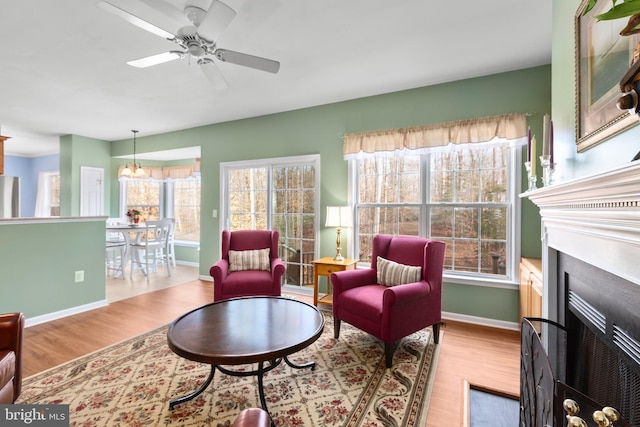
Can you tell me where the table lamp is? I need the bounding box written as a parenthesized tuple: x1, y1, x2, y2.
(325, 206, 353, 261)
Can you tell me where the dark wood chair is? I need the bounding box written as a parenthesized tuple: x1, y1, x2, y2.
(0, 312, 24, 403)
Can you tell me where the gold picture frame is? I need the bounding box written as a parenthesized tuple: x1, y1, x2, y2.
(575, 0, 640, 152)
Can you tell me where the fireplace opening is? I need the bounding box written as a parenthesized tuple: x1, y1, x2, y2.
(560, 253, 640, 425)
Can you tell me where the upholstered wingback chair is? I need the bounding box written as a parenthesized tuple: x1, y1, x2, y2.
(0, 312, 24, 403)
(210, 230, 286, 301)
(331, 235, 445, 368)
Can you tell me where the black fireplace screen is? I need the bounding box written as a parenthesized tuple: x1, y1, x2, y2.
(520, 317, 636, 426)
(568, 310, 640, 426)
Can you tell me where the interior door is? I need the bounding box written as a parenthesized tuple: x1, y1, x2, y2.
(80, 166, 104, 216)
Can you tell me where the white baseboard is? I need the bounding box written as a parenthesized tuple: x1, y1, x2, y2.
(177, 260, 199, 267)
(199, 275, 213, 281)
(25, 300, 109, 327)
(442, 311, 520, 331)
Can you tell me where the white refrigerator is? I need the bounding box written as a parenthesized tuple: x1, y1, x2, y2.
(0, 176, 20, 218)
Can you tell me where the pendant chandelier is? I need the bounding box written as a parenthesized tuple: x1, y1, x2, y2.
(120, 130, 145, 177)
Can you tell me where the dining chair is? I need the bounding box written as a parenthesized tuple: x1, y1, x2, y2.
(105, 217, 127, 279)
(164, 218, 176, 268)
(130, 219, 172, 283)
(150, 218, 176, 270)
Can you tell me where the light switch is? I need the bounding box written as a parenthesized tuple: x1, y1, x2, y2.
(213, 209, 218, 218)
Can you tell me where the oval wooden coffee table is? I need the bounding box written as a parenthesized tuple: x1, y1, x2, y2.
(167, 296, 324, 423)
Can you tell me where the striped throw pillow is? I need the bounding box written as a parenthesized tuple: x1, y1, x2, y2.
(228, 248, 271, 272)
(376, 256, 422, 286)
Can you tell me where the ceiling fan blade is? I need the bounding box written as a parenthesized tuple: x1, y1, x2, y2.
(96, 1, 175, 40)
(214, 49, 280, 74)
(196, 0, 237, 43)
(199, 58, 229, 90)
(127, 51, 183, 68)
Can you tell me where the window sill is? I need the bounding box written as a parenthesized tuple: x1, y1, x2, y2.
(443, 273, 519, 290)
(174, 240, 200, 248)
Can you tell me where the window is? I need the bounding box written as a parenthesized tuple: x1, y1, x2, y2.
(352, 143, 518, 281)
(121, 176, 201, 243)
(170, 178, 201, 241)
(49, 173, 60, 216)
(34, 171, 60, 217)
(121, 180, 161, 220)
(222, 155, 320, 290)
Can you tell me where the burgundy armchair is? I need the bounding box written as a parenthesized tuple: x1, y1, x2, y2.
(331, 235, 445, 368)
(210, 230, 286, 302)
(0, 312, 24, 403)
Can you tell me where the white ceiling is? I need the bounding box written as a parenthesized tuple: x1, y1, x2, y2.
(0, 0, 552, 158)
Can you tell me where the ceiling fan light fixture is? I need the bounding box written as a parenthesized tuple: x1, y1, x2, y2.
(187, 43, 206, 58)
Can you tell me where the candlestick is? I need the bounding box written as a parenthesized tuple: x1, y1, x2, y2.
(540, 155, 554, 186)
(524, 161, 537, 191)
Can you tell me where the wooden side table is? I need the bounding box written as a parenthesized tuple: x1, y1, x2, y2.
(312, 257, 358, 306)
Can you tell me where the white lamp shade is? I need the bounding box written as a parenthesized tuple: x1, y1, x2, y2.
(325, 206, 353, 227)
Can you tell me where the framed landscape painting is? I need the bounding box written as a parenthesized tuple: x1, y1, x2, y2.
(575, 0, 640, 152)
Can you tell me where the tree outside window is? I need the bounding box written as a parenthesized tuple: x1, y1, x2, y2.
(222, 155, 319, 290)
(353, 144, 514, 279)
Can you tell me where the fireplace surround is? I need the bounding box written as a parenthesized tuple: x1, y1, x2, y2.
(524, 161, 640, 426)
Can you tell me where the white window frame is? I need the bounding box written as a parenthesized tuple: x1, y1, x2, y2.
(119, 179, 164, 220)
(165, 177, 201, 245)
(348, 146, 522, 289)
(220, 154, 321, 292)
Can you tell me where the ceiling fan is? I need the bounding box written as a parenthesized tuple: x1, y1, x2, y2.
(96, 0, 280, 89)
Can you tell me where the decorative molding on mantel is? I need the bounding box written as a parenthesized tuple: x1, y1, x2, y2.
(523, 160, 640, 288)
(523, 160, 640, 208)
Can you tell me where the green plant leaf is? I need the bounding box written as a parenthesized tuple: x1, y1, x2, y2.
(594, 0, 640, 20)
(583, 0, 602, 15)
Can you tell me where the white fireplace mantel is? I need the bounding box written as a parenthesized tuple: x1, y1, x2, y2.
(524, 160, 640, 319)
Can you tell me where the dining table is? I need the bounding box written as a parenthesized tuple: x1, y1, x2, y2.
(105, 222, 153, 277)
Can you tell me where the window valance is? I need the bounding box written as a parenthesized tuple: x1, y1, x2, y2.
(118, 162, 199, 182)
(343, 113, 528, 159)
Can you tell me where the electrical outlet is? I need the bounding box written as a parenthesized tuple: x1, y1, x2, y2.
(75, 270, 85, 283)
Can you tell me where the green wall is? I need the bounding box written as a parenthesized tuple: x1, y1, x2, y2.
(103, 65, 551, 324)
(0, 219, 106, 319)
(60, 134, 112, 216)
(552, 1, 640, 180)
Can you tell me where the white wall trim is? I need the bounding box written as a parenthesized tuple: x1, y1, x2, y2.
(25, 300, 109, 327)
(0, 216, 108, 225)
(442, 311, 520, 331)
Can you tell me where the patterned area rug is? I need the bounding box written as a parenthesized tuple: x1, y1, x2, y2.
(18, 311, 441, 426)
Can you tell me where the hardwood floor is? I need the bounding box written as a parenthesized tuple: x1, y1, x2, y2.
(22, 279, 521, 426)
